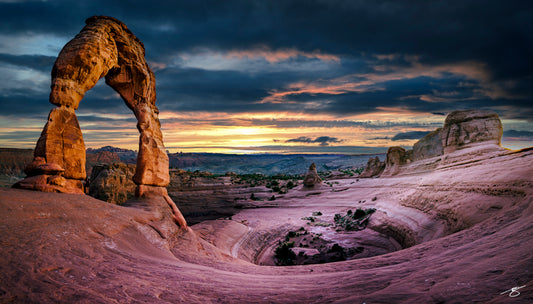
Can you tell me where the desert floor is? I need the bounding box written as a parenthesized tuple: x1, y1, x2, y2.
(1, 147, 532, 303)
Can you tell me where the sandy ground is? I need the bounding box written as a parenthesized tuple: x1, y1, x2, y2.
(0, 146, 532, 303)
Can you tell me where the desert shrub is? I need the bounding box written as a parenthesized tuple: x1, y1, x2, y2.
(334, 208, 376, 231)
(328, 243, 344, 253)
(301, 216, 316, 222)
(312, 211, 322, 216)
(275, 241, 296, 266)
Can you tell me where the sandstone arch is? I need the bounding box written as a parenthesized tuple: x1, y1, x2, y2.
(14, 16, 186, 227)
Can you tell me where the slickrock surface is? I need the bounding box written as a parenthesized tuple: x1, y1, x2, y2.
(1, 146, 532, 303)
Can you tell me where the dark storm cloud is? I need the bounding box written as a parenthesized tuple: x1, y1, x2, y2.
(286, 136, 342, 146)
(0, 53, 56, 72)
(0, 0, 531, 121)
(391, 131, 432, 141)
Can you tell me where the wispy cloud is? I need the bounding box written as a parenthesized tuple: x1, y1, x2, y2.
(285, 136, 343, 146)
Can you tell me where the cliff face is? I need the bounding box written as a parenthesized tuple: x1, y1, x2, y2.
(0, 148, 123, 188)
(86, 150, 121, 176)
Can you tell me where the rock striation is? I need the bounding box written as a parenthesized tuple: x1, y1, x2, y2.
(13, 16, 186, 227)
(303, 163, 322, 188)
(359, 156, 385, 178)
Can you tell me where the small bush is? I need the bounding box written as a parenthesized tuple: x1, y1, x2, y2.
(301, 216, 316, 222)
(275, 241, 296, 266)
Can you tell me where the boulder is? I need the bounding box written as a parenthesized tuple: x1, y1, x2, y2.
(359, 156, 385, 178)
(303, 163, 322, 188)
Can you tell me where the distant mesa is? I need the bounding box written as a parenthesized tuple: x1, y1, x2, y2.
(12, 16, 186, 228)
(363, 109, 505, 177)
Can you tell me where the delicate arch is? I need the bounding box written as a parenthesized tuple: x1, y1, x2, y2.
(15, 16, 185, 227)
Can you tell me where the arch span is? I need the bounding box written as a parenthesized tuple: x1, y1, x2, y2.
(14, 16, 186, 227)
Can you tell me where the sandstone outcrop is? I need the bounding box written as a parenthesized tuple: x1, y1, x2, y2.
(441, 110, 503, 153)
(13, 16, 186, 227)
(376, 110, 504, 177)
(303, 163, 322, 188)
(358, 156, 385, 178)
(412, 128, 443, 161)
(381, 146, 411, 177)
(88, 163, 136, 205)
(412, 110, 503, 160)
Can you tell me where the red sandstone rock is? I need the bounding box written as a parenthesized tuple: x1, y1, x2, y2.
(34, 107, 86, 179)
(16, 16, 174, 203)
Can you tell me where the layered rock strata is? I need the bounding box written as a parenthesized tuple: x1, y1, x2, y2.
(13, 16, 186, 227)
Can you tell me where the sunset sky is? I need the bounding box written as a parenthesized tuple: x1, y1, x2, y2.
(0, 0, 532, 154)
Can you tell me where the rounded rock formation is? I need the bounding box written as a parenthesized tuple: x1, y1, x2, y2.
(359, 156, 385, 178)
(381, 146, 410, 177)
(303, 163, 322, 188)
(441, 110, 503, 153)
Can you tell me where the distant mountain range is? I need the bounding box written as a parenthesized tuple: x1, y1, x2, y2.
(1, 146, 385, 178)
